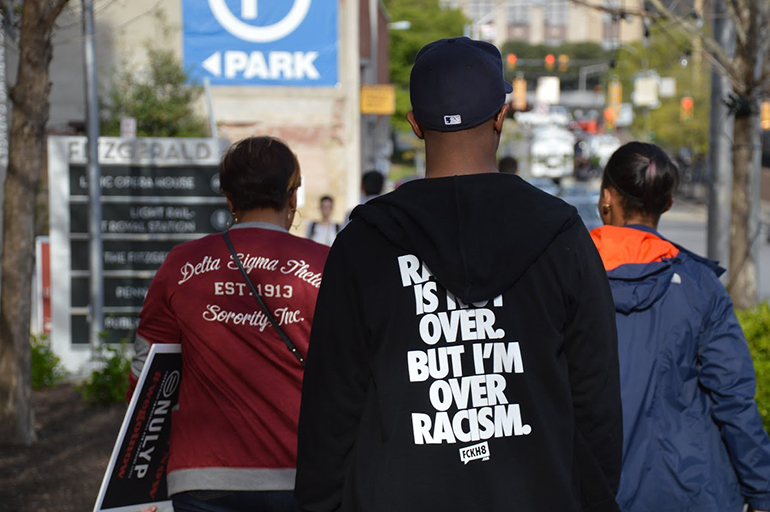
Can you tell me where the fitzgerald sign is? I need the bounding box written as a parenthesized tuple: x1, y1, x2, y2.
(48, 137, 228, 372)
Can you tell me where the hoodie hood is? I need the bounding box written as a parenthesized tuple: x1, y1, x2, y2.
(351, 173, 577, 303)
(590, 224, 723, 314)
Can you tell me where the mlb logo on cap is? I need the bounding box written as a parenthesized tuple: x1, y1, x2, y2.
(410, 37, 513, 132)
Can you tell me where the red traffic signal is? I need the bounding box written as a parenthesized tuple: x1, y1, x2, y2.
(680, 96, 694, 121)
(506, 54, 517, 69)
(545, 54, 556, 70)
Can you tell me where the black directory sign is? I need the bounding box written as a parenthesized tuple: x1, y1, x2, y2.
(49, 137, 228, 368)
(93, 343, 181, 512)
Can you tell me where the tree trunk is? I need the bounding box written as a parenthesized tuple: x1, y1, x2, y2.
(727, 0, 763, 310)
(729, 109, 761, 309)
(0, 0, 68, 445)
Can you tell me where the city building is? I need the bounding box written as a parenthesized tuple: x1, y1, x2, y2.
(8, 0, 389, 218)
(443, 0, 644, 49)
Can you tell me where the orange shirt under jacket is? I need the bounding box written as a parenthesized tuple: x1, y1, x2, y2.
(590, 225, 680, 272)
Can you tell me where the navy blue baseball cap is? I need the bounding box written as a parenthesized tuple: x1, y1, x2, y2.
(410, 37, 513, 132)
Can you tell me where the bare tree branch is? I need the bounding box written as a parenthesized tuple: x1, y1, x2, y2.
(572, 0, 745, 92)
(568, 0, 647, 18)
(724, 0, 748, 46)
(646, 0, 737, 73)
(46, 0, 69, 27)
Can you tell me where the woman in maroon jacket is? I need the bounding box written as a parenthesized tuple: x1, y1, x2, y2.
(129, 136, 329, 512)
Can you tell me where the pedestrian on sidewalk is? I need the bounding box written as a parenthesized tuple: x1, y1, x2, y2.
(296, 37, 622, 512)
(129, 136, 329, 512)
(305, 195, 340, 246)
(590, 141, 770, 512)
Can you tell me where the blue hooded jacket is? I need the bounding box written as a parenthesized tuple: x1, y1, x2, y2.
(592, 224, 770, 512)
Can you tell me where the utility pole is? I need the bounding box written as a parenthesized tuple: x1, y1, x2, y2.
(706, 0, 734, 276)
(360, 0, 379, 173)
(82, 0, 104, 352)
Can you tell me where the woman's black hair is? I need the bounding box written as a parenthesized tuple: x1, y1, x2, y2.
(219, 136, 301, 212)
(601, 141, 679, 221)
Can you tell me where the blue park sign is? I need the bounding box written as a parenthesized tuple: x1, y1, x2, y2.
(182, 0, 339, 87)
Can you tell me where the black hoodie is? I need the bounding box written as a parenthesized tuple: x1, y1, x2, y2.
(296, 173, 622, 512)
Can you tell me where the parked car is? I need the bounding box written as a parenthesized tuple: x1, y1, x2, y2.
(515, 106, 571, 127)
(530, 126, 575, 182)
(586, 134, 621, 169)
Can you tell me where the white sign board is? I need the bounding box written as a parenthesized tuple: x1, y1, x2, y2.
(659, 77, 676, 98)
(48, 137, 229, 374)
(120, 118, 137, 138)
(633, 77, 659, 107)
(536, 77, 561, 106)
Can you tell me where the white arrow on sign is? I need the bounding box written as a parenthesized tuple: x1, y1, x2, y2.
(202, 52, 222, 77)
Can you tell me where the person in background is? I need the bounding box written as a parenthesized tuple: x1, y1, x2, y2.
(342, 171, 385, 228)
(590, 141, 770, 512)
(306, 195, 340, 246)
(360, 170, 384, 202)
(498, 155, 518, 175)
(129, 136, 329, 512)
(296, 37, 622, 512)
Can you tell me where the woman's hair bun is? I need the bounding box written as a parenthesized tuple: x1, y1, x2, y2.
(602, 142, 679, 218)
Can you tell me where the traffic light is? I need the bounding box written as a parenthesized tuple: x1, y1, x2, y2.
(506, 54, 517, 70)
(558, 54, 569, 72)
(545, 54, 555, 71)
(680, 96, 694, 122)
(604, 106, 617, 131)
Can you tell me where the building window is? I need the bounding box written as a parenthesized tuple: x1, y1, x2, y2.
(469, 0, 496, 21)
(507, 0, 530, 25)
(545, 0, 567, 26)
(603, 0, 620, 49)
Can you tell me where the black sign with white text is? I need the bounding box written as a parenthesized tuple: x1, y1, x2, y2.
(94, 344, 181, 512)
(69, 203, 230, 235)
(70, 164, 223, 198)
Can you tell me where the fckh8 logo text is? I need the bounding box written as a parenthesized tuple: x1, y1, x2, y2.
(460, 441, 490, 464)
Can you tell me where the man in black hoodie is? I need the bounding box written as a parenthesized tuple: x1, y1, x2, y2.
(296, 37, 622, 512)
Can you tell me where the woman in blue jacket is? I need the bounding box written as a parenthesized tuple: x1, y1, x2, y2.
(590, 141, 770, 512)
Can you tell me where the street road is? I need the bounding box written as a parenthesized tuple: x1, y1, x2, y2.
(658, 200, 770, 303)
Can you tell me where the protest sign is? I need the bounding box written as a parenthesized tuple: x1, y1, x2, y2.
(93, 344, 181, 512)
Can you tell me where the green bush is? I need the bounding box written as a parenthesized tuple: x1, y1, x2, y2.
(31, 334, 66, 389)
(737, 302, 770, 433)
(78, 342, 131, 404)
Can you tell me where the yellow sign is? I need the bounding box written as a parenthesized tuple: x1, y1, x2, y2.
(608, 80, 622, 119)
(762, 101, 770, 130)
(512, 78, 527, 111)
(360, 85, 396, 115)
